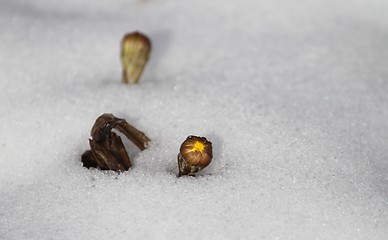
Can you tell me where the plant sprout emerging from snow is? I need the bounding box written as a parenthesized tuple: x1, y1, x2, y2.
(178, 136, 213, 177)
(81, 113, 150, 172)
(121, 31, 151, 84)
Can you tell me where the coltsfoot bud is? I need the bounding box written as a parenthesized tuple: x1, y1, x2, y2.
(178, 135, 213, 177)
(121, 32, 151, 84)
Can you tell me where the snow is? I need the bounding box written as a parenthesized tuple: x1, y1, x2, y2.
(1, 0, 388, 239)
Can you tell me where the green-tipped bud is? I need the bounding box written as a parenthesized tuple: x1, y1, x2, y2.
(121, 32, 151, 84)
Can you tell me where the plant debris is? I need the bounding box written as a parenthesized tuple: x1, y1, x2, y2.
(81, 113, 150, 172)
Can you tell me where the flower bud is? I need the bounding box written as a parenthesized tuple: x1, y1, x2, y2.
(178, 136, 213, 177)
(121, 32, 151, 84)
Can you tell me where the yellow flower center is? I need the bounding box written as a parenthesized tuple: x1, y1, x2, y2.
(188, 141, 205, 153)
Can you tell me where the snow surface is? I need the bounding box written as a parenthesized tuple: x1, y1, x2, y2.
(1, 0, 388, 239)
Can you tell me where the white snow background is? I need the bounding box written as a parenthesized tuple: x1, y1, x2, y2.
(1, 0, 388, 239)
